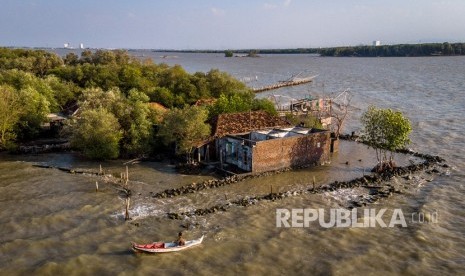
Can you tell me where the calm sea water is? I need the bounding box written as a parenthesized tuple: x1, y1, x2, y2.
(1, 52, 464, 275)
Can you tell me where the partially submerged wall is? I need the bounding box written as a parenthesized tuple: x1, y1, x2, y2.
(252, 131, 330, 173)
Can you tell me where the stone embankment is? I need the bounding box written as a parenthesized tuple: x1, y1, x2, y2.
(153, 160, 330, 199)
(32, 164, 131, 198)
(151, 169, 290, 199)
(166, 159, 447, 219)
(32, 164, 103, 175)
(154, 147, 444, 202)
(164, 144, 447, 219)
(338, 133, 446, 163)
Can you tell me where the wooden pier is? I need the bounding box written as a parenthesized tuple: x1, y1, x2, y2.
(252, 75, 316, 93)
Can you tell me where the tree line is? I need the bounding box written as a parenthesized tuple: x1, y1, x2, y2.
(0, 48, 277, 159)
(162, 42, 465, 57)
(256, 42, 465, 56)
(317, 42, 465, 57)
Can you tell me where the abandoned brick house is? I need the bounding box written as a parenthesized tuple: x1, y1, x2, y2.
(196, 111, 331, 173)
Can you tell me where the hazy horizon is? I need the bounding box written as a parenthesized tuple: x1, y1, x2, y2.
(1, 0, 464, 50)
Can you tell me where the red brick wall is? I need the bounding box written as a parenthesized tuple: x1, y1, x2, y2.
(251, 131, 330, 173)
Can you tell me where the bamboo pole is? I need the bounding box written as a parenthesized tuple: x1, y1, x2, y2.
(124, 166, 129, 189)
(125, 197, 130, 221)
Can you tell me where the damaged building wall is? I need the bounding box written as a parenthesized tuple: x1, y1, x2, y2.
(251, 131, 330, 173)
(218, 136, 253, 172)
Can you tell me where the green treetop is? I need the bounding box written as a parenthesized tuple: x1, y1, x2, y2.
(360, 106, 412, 172)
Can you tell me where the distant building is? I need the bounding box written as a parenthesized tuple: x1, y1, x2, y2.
(64, 43, 70, 48)
(373, 40, 381, 46)
(80, 43, 84, 49)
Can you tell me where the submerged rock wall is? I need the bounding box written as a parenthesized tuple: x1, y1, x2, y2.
(165, 152, 447, 220)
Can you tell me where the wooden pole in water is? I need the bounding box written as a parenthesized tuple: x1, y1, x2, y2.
(125, 197, 130, 221)
(125, 166, 129, 189)
(95, 181, 99, 192)
(271, 185, 273, 194)
(313, 176, 316, 191)
(99, 164, 102, 175)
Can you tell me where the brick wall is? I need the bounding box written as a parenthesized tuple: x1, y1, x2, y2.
(251, 131, 330, 173)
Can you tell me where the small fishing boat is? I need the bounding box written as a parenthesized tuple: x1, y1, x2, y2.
(132, 235, 204, 253)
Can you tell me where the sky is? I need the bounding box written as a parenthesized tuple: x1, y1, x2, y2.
(1, 0, 464, 49)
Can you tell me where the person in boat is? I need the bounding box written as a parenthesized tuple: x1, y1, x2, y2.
(176, 232, 186, 246)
